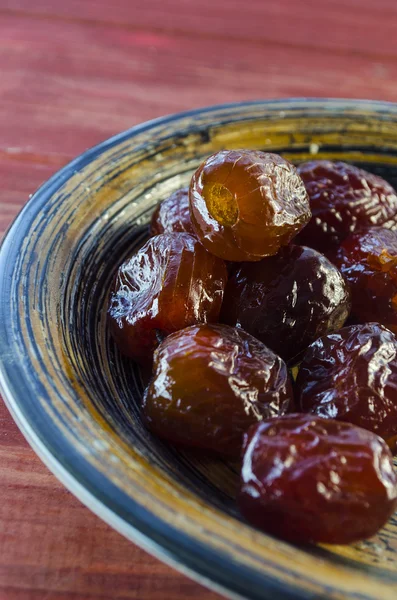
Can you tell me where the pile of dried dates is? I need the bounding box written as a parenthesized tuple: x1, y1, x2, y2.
(109, 150, 397, 545)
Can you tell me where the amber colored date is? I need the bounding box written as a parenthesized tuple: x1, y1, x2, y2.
(296, 160, 397, 253)
(239, 414, 397, 544)
(108, 233, 227, 364)
(296, 323, 397, 448)
(142, 324, 294, 458)
(189, 150, 311, 261)
(150, 187, 195, 236)
(221, 245, 351, 363)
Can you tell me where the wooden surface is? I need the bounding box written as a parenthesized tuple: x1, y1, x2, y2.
(1, 1, 397, 598)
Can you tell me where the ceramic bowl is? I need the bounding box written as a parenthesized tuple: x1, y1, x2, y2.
(2, 99, 397, 600)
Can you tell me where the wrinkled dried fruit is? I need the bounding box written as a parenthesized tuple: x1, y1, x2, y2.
(189, 150, 311, 261)
(295, 160, 397, 253)
(295, 323, 397, 448)
(142, 324, 294, 457)
(221, 245, 351, 363)
(108, 233, 227, 364)
(239, 414, 397, 544)
(334, 227, 397, 332)
(150, 187, 195, 236)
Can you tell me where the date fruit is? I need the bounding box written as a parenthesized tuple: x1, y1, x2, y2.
(150, 187, 195, 236)
(221, 245, 351, 363)
(334, 227, 397, 332)
(296, 323, 397, 448)
(108, 233, 227, 364)
(189, 150, 311, 261)
(142, 323, 294, 457)
(296, 160, 397, 253)
(239, 414, 397, 544)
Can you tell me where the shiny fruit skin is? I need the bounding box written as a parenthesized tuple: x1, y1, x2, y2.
(221, 245, 351, 363)
(189, 150, 311, 262)
(296, 323, 397, 448)
(150, 187, 195, 236)
(239, 414, 397, 544)
(108, 233, 227, 365)
(142, 324, 294, 458)
(334, 227, 397, 332)
(296, 160, 397, 253)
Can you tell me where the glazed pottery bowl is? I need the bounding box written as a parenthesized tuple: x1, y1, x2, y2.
(2, 99, 397, 600)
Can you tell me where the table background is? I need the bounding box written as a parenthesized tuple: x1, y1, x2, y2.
(2, 1, 397, 598)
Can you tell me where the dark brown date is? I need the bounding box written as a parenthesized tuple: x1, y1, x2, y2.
(221, 245, 351, 363)
(334, 227, 397, 332)
(150, 187, 195, 236)
(296, 160, 397, 253)
(296, 322, 397, 449)
(239, 414, 397, 544)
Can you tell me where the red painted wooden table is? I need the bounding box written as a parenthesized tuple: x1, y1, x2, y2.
(2, 1, 397, 598)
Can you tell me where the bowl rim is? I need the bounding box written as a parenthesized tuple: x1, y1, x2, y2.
(2, 98, 397, 600)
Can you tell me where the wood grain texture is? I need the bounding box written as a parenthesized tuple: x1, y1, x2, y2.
(2, 0, 397, 59)
(0, 1, 396, 598)
(0, 405, 221, 600)
(1, 9, 397, 159)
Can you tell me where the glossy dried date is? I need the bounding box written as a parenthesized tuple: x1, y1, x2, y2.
(334, 227, 397, 332)
(296, 323, 397, 448)
(296, 160, 397, 253)
(108, 233, 227, 364)
(189, 150, 311, 261)
(142, 323, 294, 457)
(221, 245, 351, 363)
(150, 187, 195, 236)
(239, 414, 397, 544)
